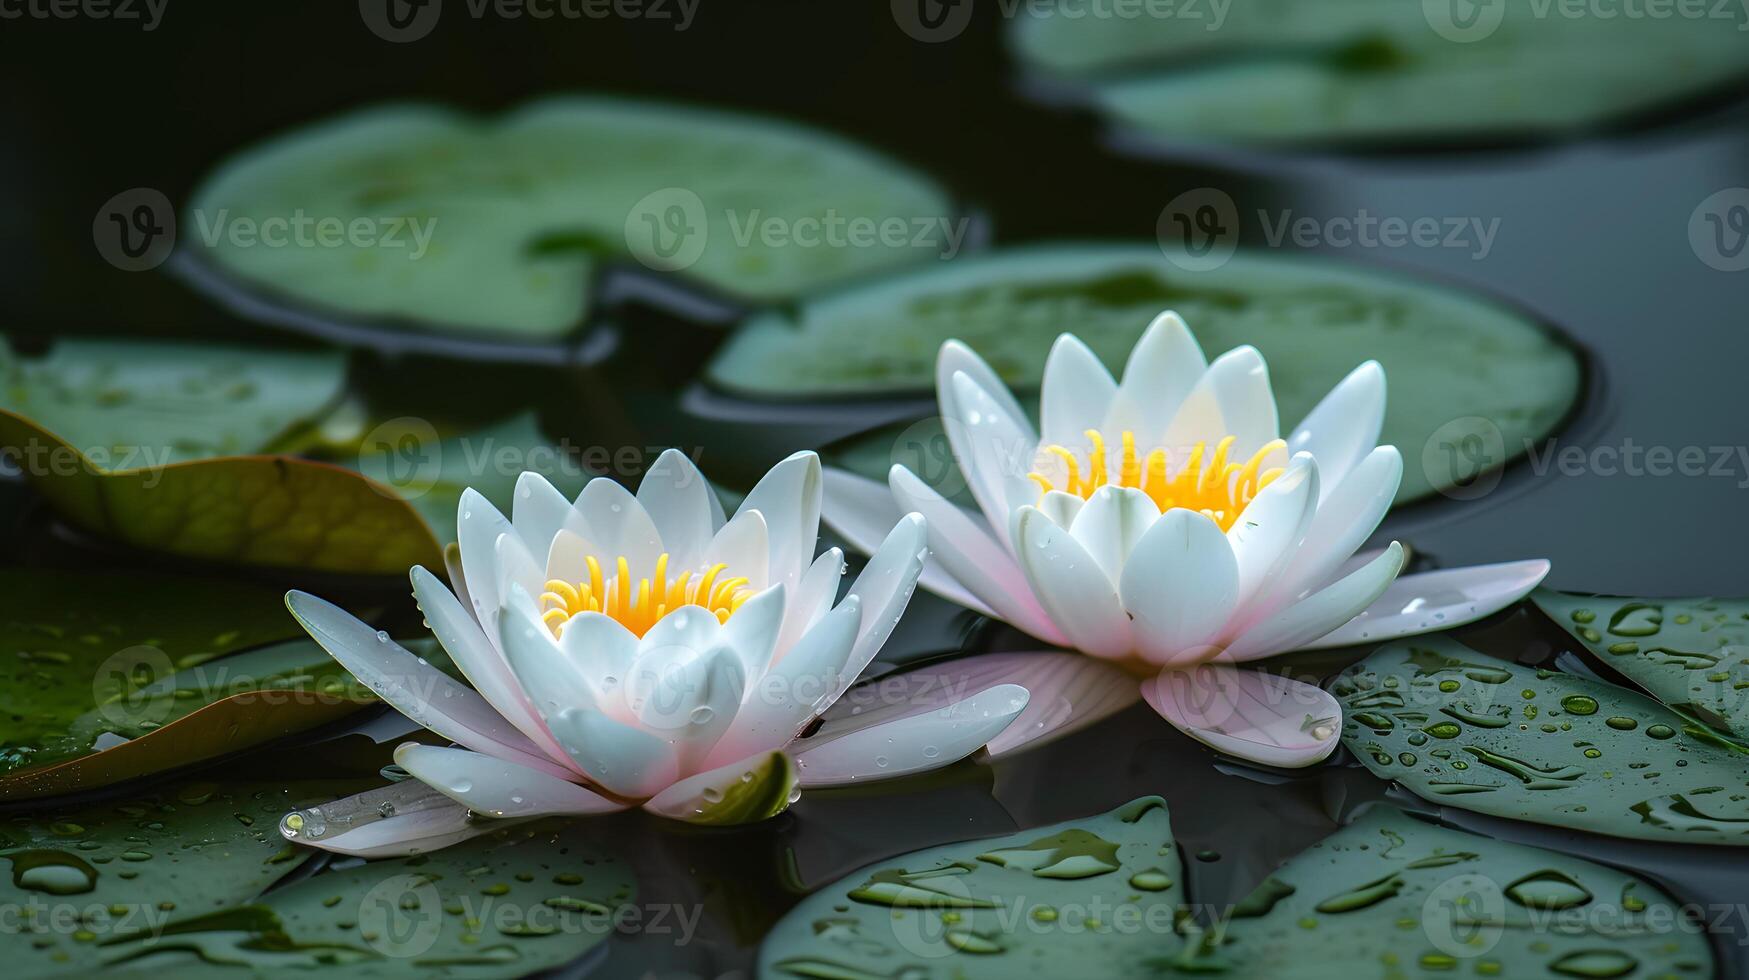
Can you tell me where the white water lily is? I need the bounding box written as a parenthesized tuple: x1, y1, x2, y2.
(280, 450, 1029, 856)
(823, 311, 1550, 767)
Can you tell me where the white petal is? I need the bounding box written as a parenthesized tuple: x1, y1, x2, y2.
(554, 610, 640, 700)
(776, 547, 845, 662)
(1162, 345, 1278, 458)
(1288, 360, 1385, 496)
(889, 464, 1059, 638)
(1102, 310, 1207, 442)
(410, 565, 573, 769)
(837, 513, 930, 696)
(280, 781, 493, 858)
(630, 637, 745, 772)
(1226, 454, 1318, 611)
(513, 472, 582, 559)
(636, 448, 717, 570)
(286, 590, 569, 778)
(455, 488, 513, 633)
(938, 338, 1033, 443)
(492, 532, 545, 634)
(575, 478, 664, 574)
(702, 507, 770, 589)
(544, 707, 680, 800)
(1069, 486, 1162, 587)
(394, 744, 626, 818)
(543, 527, 608, 589)
(1252, 446, 1402, 621)
(642, 750, 798, 825)
(821, 466, 995, 617)
(722, 583, 786, 679)
(945, 370, 1038, 540)
(1015, 506, 1131, 659)
(734, 451, 822, 595)
(498, 595, 611, 716)
(442, 543, 474, 623)
(1118, 509, 1238, 665)
(1038, 489, 1085, 529)
(1223, 542, 1406, 661)
(706, 596, 862, 767)
(1039, 333, 1117, 449)
(793, 683, 1029, 787)
(1143, 665, 1341, 768)
(1297, 558, 1550, 651)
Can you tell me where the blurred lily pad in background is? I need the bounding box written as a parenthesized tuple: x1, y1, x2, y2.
(184, 97, 957, 340)
(711, 245, 1582, 503)
(0, 570, 379, 799)
(1011, 0, 1749, 147)
(1336, 637, 1749, 844)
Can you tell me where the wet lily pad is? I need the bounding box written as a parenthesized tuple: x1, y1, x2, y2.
(721, 245, 1582, 503)
(1335, 638, 1749, 845)
(0, 338, 346, 466)
(758, 796, 1183, 977)
(1535, 590, 1749, 743)
(186, 97, 955, 341)
(1011, 3, 1749, 147)
(1199, 806, 1713, 977)
(0, 570, 378, 800)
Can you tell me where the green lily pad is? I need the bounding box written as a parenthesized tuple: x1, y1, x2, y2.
(1335, 638, 1749, 845)
(1535, 590, 1749, 744)
(1198, 806, 1713, 977)
(0, 338, 346, 466)
(1011, 3, 1749, 146)
(757, 796, 1184, 977)
(187, 96, 955, 340)
(0, 570, 380, 799)
(721, 245, 1581, 503)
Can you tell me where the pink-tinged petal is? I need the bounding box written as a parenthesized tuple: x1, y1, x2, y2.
(1162, 345, 1278, 458)
(734, 451, 823, 596)
(1222, 543, 1405, 661)
(1068, 486, 1161, 587)
(702, 507, 770, 589)
(793, 683, 1029, 787)
(395, 744, 626, 819)
(1248, 446, 1402, 623)
(1143, 665, 1341, 768)
(822, 466, 996, 618)
(1039, 333, 1117, 449)
(1288, 360, 1385, 497)
(1103, 310, 1207, 443)
(1297, 558, 1551, 651)
(1015, 506, 1131, 659)
(636, 448, 717, 571)
(411, 565, 574, 770)
(286, 590, 570, 779)
(890, 464, 1059, 636)
(576, 477, 664, 574)
(707, 596, 863, 767)
(1227, 454, 1318, 610)
(938, 338, 1033, 444)
(280, 781, 496, 858)
(1118, 509, 1238, 665)
(513, 471, 583, 559)
(642, 751, 798, 825)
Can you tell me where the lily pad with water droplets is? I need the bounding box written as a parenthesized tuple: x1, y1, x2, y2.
(1534, 590, 1749, 743)
(184, 97, 955, 343)
(0, 570, 379, 800)
(711, 245, 1582, 504)
(1335, 638, 1749, 845)
(1194, 806, 1713, 978)
(757, 796, 1183, 977)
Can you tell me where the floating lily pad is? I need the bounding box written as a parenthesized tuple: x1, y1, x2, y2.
(723, 245, 1581, 503)
(1535, 590, 1749, 743)
(0, 570, 379, 799)
(186, 97, 955, 340)
(1198, 806, 1713, 977)
(1335, 638, 1749, 845)
(0, 338, 346, 466)
(1011, 3, 1749, 147)
(758, 796, 1183, 977)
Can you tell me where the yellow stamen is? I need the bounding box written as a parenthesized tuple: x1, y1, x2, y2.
(1029, 431, 1288, 532)
(539, 552, 756, 639)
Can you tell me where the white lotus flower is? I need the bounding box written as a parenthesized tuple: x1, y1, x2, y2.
(823, 312, 1550, 767)
(280, 450, 1029, 856)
